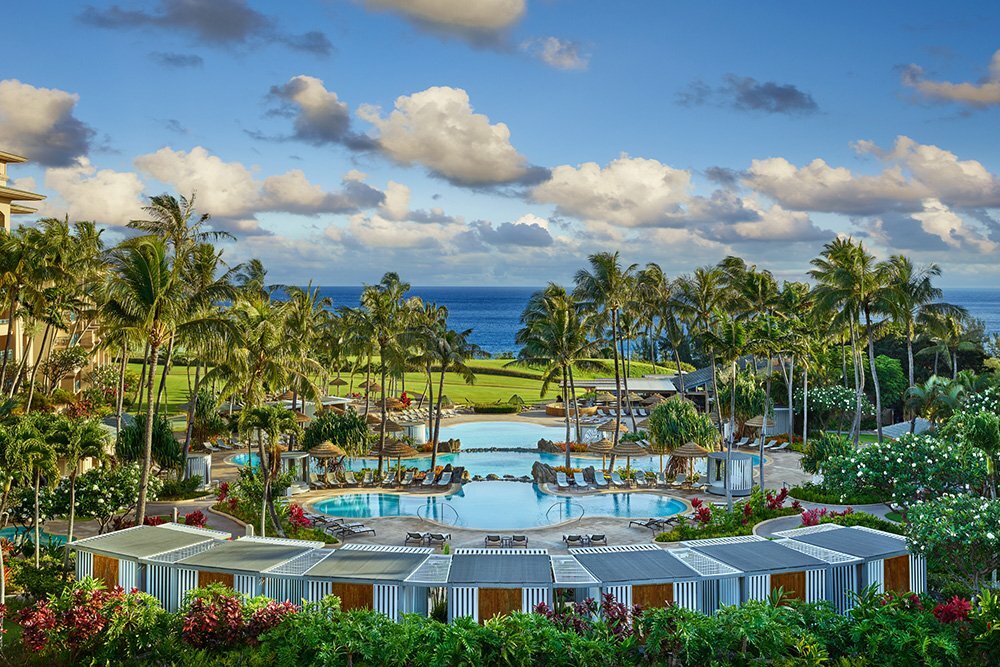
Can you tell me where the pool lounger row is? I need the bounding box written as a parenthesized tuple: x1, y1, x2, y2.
(70, 523, 924, 622)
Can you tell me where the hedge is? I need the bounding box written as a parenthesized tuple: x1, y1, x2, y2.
(471, 403, 521, 414)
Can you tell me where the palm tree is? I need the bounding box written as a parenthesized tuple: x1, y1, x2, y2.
(574, 252, 637, 466)
(240, 405, 301, 537)
(429, 328, 479, 459)
(917, 311, 978, 380)
(106, 238, 186, 524)
(904, 376, 964, 425)
(699, 318, 748, 510)
(14, 414, 61, 566)
(54, 417, 107, 566)
(674, 267, 727, 426)
(516, 284, 595, 466)
(281, 283, 331, 412)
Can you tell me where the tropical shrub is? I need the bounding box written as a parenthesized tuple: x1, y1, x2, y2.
(820, 509, 903, 534)
(822, 433, 988, 509)
(788, 481, 888, 505)
(795, 384, 874, 431)
(301, 410, 371, 456)
(83, 363, 137, 408)
(115, 414, 182, 469)
(800, 431, 854, 475)
(157, 475, 204, 500)
(50, 464, 160, 534)
(180, 584, 298, 651)
(866, 354, 907, 409)
(472, 402, 520, 414)
(655, 488, 799, 542)
(906, 494, 1000, 595)
(646, 397, 719, 461)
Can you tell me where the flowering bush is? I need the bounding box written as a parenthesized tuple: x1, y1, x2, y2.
(554, 442, 589, 452)
(553, 465, 581, 474)
(143, 515, 165, 526)
(534, 593, 640, 641)
(183, 510, 207, 528)
(181, 585, 299, 651)
(398, 391, 411, 408)
(216, 481, 230, 502)
(794, 385, 873, 431)
(656, 487, 799, 542)
(933, 596, 972, 624)
(800, 506, 853, 527)
(50, 464, 162, 534)
(822, 433, 988, 508)
(288, 504, 311, 528)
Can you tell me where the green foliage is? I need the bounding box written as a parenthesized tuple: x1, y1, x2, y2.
(189, 387, 227, 446)
(794, 384, 874, 430)
(116, 414, 182, 469)
(471, 402, 520, 414)
(157, 475, 204, 500)
(717, 369, 766, 427)
(40, 346, 92, 392)
(866, 354, 908, 408)
(788, 482, 888, 506)
(646, 397, 719, 454)
(10, 554, 69, 600)
(301, 409, 372, 456)
(820, 510, 904, 534)
(655, 487, 799, 542)
(55, 464, 160, 533)
(906, 494, 1000, 595)
(84, 363, 137, 408)
(800, 431, 855, 475)
(822, 433, 988, 508)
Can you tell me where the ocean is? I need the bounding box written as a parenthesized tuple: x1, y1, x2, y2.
(311, 286, 1000, 357)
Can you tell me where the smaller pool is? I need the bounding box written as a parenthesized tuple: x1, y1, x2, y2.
(312, 482, 687, 530)
(0, 526, 67, 545)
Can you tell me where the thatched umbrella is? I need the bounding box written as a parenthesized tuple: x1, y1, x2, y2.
(595, 391, 617, 404)
(364, 412, 383, 425)
(642, 393, 666, 405)
(610, 440, 649, 474)
(292, 411, 311, 424)
(381, 438, 419, 483)
(330, 377, 348, 387)
(627, 392, 642, 403)
(597, 419, 628, 433)
(373, 418, 406, 434)
(744, 415, 776, 448)
(308, 440, 347, 484)
(671, 441, 710, 476)
(365, 382, 384, 394)
(587, 437, 614, 470)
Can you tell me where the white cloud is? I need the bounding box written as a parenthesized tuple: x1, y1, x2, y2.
(532, 154, 692, 227)
(704, 201, 829, 243)
(379, 181, 411, 220)
(364, 0, 525, 31)
(902, 50, 1000, 107)
(38, 159, 145, 225)
(266, 75, 373, 149)
(359, 86, 532, 185)
(0, 79, 94, 166)
(910, 199, 998, 253)
(522, 37, 589, 70)
(745, 136, 1000, 214)
(134, 146, 385, 233)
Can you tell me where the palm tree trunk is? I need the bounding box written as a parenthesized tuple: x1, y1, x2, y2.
(0, 290, 17, 390)
(427, 363, 436, 471)
(34, 471, 41, 567)
(569, 366, 582, 444)
(433, 366, 446, 460)
(63, 470, 77, 569)
(760, 357, 772, 489)
(865, 310, 883, 443)
(364, 357, 372, 415)
(933, 351, 939, 376)
(258, 431, 268, 536)
(182, 362, 203, 478)
(710, 350, 723, 428)
(377, 360, 387, 476)
(849, 321, 862, 445)
(620, 333, 637, 431)
(608, 309, 622, 470)
(787, 356, 794, 442)
(952, 347, 958, 379)
(24, 322, 52, 411)
(134, 342, 150, 410)
(115, 343, 127, 434)
(135, 340, 160, 525)
(802, 367, 809, 449)
(726, 361, 736, 511)
(562, 366, 571, 467)
(154, 337, 175, 413)
(673, 349, 685, 397)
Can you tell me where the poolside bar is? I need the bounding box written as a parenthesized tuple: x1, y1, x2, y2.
(71, 523, 230, 598)
(446, 549, 553, 623)
(569, 544, 702, 610)
(773, 524, 926, 596)
(682, 535, 830, 604)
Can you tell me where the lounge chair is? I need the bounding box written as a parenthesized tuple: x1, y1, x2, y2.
(732, 437, 749, 448)
(404, 532, 426, 546)
(436, 472, 452, 487)
(308, 480, 327, 491)
(381, 471, 394, 486)
(215, 439, 232, 451)
(655, 471, 668, 487)
(400, 471, 414, 486)
(426, 533, 450, 545)
(202, 443, 216, 453)
(555, 472, 570, 489)
(771, 442, 790, 451)
(361, 471, 373, 486)
(588, 534, 607, 546)
(763, 439, 778, 450)
(610, 473, 626, 488)
(343, 471, 359, 486)
(484, 534, 502, 548)
(572, 472, 589, 488)
(634, 473, 648, 488)
(671, 474, 687, 488)
(593, 474, 608, 488)
(422, 470, 436, 486)
(563, 534, 585, 547)
(338, 525, 376, 538)
(511, 535, 528, 548)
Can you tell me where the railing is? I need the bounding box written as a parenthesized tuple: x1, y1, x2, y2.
(417, 501, 461, 527)
(546, 500, 585, 524)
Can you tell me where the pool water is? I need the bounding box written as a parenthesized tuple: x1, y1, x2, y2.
(312, 482, 688, 530)
(0, 526, 67, 545)
(437, 421, 564, 447)
(230, 449, 760, 478)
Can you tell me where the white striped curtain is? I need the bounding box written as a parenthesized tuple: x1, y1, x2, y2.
(521, 587, 549, 612)
(76, 551, 93, 581)
(805, 569, 825, 603)
(864, 560, 884, 593)
(448, 587, 478, 622)
(744, 574, 770, 601)
(674, 582, 699, 612)
(374, 584, 399, 620)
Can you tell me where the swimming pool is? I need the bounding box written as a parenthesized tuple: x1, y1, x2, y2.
(436, 420, 564, 447)
(230, 449, 760, 478)
(311, 482, 688, 530)
(0, 526, 67, 545)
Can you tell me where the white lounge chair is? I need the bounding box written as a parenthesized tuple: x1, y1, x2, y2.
(400, 471, 414, 486)
(593, 474, 608, 488)
(343, 471, 358, 486)
(422, 470, 436, 486)
(763, 439, 778, 450)
(436, 472, 452, 486)
(732, 437, 749, 448)
(671, 473, 687, 488)
(362, 471, 373, 486)
(634, 472, 648, 488)
(771, 442, 790, 451)
(610, 473, 626, 488)
(573, 472, 588, 488)
(655, 471, 668, 487)
(556, 472, 570, 489)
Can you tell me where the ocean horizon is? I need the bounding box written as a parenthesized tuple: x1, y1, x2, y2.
(304, 286, 1000, 357)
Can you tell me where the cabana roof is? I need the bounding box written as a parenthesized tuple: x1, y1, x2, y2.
(771, 538, 861, 565)
(773, 525, 909, 560)
(405, 554, 453, 585)
(683, 536, 827, 574)
(669, 547, 742, 578)
(306, 544, 432, 582)
(173, 537, 322, 574)
(449, 549, 552, 585)
(71, 523, 229, 560)
(550, 555, 600, 586)
(570, 544, 698, 584)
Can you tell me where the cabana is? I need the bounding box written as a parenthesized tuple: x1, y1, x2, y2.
(149, 536, 323, 609)
(683, 535, 830, 604)
(706, 451, 754, 496)
(301, 544, 435, 619)
(184, 452, 212, 490)
(569, 544, 701, 610)
(71, 523, 230, 598)
(447, 549, 552, 623)
(770, 535, 863, 613)
(773, 524, 926, 596)
(280, 450, 312, 494)
(669, 546, 743, 614)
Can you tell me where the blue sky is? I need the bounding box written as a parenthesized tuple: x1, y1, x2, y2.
(3, 1, 1000, 285)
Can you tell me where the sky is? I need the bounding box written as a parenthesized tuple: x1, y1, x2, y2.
(3, 0, 1000, 286)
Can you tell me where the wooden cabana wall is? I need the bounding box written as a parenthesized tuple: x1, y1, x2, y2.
(447, 549, 552, 623)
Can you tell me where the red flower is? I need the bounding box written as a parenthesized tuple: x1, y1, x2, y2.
(690, 497, 703, 508)
(216, 482, 230, 502)
(184, 510, 207, 528)
(933, 596, 971, 624)
(143, 515, 165, 526)
(288, 504, 311, 528)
